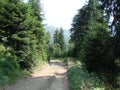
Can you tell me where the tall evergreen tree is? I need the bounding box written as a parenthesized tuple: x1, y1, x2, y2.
(53, 29, 59, 44)
(70, 5, 89, 57)
(53, 28, 66, 57)
(0, 0, 47, 85)
(28, 0, 47, 66)
(58, 27, 66, 51)
(100, 1, 120, 88)
(70, 0, 111, 71)
(0, 0, 47, 70)
(100, 0, 120, 61)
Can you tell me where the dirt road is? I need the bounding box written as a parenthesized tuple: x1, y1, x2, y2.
(3, 60, 69, 90)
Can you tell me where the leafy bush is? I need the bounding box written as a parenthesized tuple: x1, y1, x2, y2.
(0, 44, 22, 85)
(68, 65, 105, 90)
(0, 53, 20, 84)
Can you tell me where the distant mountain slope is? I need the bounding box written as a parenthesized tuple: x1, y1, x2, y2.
(45, 26, 70, 44)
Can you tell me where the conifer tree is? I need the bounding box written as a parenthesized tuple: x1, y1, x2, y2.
(70, 0, 110, 71)
(53, 29, 59, 44)
(53, 28, 66, 57)
(70, 5, 88, 57)
(0, 0, 47, 70)
(100, 0, 120, 61)
(59, 28, 66, 51)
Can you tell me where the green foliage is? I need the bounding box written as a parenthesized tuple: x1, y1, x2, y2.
(67, 43, 75, 57)
(58, 28, 66, 51)
(0, 54, 19, 84)
(100, 2, 120, 88)
(0, 44, 20, 85)
(53, 28, 66, 50)
(0, 0, 47, 70)
(70, 0, 111, 70)
(68, 65, 105, 90)
(50, 27, 66, 58)
(70, 4, 90, 57)
(80, 28, 110, 71)
(69, 0, 119, 89)
(0, 0, 48, 85)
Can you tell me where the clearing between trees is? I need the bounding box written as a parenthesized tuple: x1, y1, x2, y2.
(2, 60, 69, 90)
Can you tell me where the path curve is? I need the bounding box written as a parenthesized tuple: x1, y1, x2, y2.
(3, 60, 69, 90)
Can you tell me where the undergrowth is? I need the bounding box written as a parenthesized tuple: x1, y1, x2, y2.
(68, 61, 106, 90)
(0, 44, 30, 86)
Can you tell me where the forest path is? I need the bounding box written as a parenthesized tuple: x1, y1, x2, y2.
(4, 60, 69, 90)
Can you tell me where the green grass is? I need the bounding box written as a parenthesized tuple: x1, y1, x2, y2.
(67, 57, 120, 90)
(67, 58, 106, 90)
(68, 65, 105, 90)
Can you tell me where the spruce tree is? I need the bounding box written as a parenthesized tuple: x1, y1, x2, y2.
(58, 27, 66, 51)
(100, 1, 120, 88)
(0, 0, 47, 70)
(53, 28, 66, 57)
(70, 0, 110, 71)
(100, 0, 120, 61)
(82, 0, 110, 71)
(70, 5, 88, 57)
(28, 0, 47, 66)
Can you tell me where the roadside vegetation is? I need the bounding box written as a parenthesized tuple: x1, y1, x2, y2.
(0, 0, 48, 86)
(68, 62, 104, 90)
(68, 0, 120, 90)
(47, 27, 67, 59)
(67, 58, 115, 90)
(0, 0, 120, 89)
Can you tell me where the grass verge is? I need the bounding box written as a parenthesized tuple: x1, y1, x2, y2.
(68, 61, 106, 90)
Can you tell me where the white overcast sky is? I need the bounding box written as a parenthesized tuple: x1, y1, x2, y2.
(24, 0, 86, 29)
(41, 0, 86, 29)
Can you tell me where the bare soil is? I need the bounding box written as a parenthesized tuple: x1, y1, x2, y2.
(2, 60, 69, 90)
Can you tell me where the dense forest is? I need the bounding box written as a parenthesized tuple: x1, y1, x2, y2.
(0, 0, 120, 90)
(47, 27, 67, 59)
(0, 0, 67, 85)
(0, 0, 48, 85)
(68, 0, 120, 89)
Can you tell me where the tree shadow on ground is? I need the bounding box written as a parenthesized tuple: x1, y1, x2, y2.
(1, 60, 68, 90)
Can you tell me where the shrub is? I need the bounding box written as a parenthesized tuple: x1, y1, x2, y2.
(0, 53, 21, 85)
(0, 44, 21, 85)
(68, 65, 105, 90)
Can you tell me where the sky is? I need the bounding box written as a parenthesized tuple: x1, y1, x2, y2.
(24, 0, 86, 30)
(41, 0, 86, 29)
